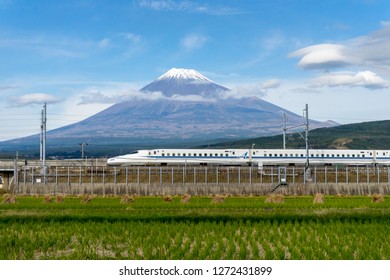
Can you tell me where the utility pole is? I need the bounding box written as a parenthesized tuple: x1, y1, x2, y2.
(40, 108, 43, 160)
(282, 113, 287, 149)
(41, 103, 47, 184)
(79, 142, 88, 160)
(304, 103, 310, 182)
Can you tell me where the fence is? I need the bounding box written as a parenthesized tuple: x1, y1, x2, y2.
(9, 164, 390, 196)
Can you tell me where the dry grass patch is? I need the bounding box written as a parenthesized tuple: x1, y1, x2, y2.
(265, 194, 284, 204)
(120, 194, 135, 204)
(181, 194, 191, 203)
(313, 193, 325, 204)
(372, 193, 384, 203)
(2, 194, 17, 204)
(43, 195, 53, 203)
(55, 195, 65, 203)
(211, 195, 225, 203)
(81, 194, 92, 204)
(163, 195, 173, 202)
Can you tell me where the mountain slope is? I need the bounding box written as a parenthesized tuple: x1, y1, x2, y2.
(0, 68, 336, 157)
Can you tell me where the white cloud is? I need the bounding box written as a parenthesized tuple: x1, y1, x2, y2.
(78, 88, 217, 104)
(138, 0, 179, 11)
(9, 93, 62, 107)
(216, 79, 281, 99)
(78, 89, 167, 104)
(120, 33, 141, 43)
(381, 21, 390, 26)
(310, 71, 388, 89)
(289, 24, 390, 92)
(289, 44, 350, 70)
(261, 32, 285, 52)
(170, 94, 216, 102)
(116, 32, 146, 58)
(290, 24, 390, 74)
(180, 33, 208, 51)
(98, 38, 111, 49)
(0, 36, 92, 58)
(138, 0, 241, 15)
(0, 85, 18, 91)
(260, 79, 282, 90)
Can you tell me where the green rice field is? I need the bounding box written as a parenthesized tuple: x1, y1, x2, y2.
(1, 194, 389, 260)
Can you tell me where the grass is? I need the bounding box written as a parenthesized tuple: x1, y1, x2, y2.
(0, 195, 389, 260)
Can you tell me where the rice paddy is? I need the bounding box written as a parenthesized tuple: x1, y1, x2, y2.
(1, 194, 389, 260)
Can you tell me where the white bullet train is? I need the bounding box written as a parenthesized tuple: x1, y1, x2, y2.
(107, 148, 390, 166)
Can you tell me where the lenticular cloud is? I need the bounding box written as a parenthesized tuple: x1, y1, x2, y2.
(289, 44, 351, 70)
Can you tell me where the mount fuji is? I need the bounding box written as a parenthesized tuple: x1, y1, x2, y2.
(1, 68, 337, 156)
(140, 68, 229, 98)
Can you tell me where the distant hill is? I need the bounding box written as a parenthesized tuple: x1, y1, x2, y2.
(201, 120, 390, 150)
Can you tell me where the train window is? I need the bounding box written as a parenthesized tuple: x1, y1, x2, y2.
(321, 154, 324, 157)
(370, 152, 372, 156)
(225, 154, 228, 157)
(295, 154, 298, 157)
(162, 153, 165, 156)
(154, 151, 157, 155)
(352, 154, 355, 157)
(332, 154, 335, 157)
(310, 154, 314, 157)
(148, 152, 151, 156)
(326, 154, 329, 157)
(342, 154, 345, 157)
(173, 153, 176, 156)
(215, 153, 218, 156)
(274, 154, 277, 157)
(204, 153, 207, 156)
(178, 153, 181, 156)
(384, 152, 386, 156)
(183, 153, 186, 156)
(300, 154, 304, 157)
(167, 153, 170, 156)
(233, 152, 235, 155)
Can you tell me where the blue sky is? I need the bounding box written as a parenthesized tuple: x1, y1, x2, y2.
(1, 0, 390, 141)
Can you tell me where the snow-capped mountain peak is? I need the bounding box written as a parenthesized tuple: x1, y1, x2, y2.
(157, 68, 213, 82)
(141, 67, 229, 97)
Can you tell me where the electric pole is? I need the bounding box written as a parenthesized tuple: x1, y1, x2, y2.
(42, 103, 47, 184)
(304, 103, 310, 182)
(79, 142, 88, 160)
(283, 113, 287, 149)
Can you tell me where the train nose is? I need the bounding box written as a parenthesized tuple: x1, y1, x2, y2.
(107, 157, 118, 165)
